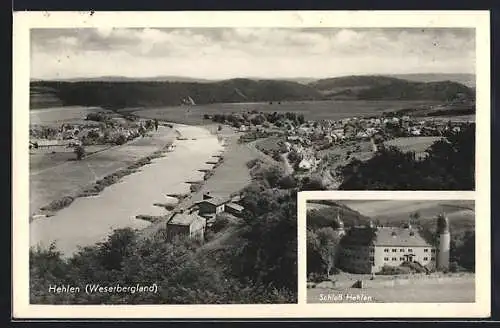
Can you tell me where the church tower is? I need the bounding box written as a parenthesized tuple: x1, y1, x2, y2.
(436, 213, 451, 271)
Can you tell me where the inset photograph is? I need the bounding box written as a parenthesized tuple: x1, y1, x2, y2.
(306, 198, 475, 303)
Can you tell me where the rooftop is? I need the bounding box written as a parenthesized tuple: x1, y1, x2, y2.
(226, 202, 244, 211)
(341, 226, 432, 248)
(168, 212, 203, 226)
(198, 196, 228, 206)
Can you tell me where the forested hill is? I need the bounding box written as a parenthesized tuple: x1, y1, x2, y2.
(29, 79, 322, 109)
(30, 75, 475, 109)
(309, 75, 475, 101)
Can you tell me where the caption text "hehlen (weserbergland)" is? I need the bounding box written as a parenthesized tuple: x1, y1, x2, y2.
(48, 283, 159, 295)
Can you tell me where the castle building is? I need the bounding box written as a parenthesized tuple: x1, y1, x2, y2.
(335, 214, 450, 274)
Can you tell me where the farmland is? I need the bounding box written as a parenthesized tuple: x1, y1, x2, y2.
(30, 106, 111, 127)
(129, 100, 441, 124)
(384, 136, 442, 154)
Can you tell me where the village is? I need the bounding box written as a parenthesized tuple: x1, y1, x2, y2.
(207, 106, 473, 178)
(29, 111, 159, 157)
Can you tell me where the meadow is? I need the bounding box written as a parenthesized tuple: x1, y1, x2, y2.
(127, 100, 440, 125)
(337, 200, 474, 225)
(30, 106, 110, 127)
(384, 136, 442, 154)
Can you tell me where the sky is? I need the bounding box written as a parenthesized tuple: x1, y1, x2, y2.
(30, 28, 476, 80)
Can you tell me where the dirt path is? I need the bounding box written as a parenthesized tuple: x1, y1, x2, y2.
(281, 152, 294, 175)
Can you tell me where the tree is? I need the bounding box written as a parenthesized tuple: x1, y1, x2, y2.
(337, 125, 475, 190)
(409, 211, 420, 226)
(297, 114, 305, 125)
(315, 227, 341, 278)
(74, 145, 85, 160)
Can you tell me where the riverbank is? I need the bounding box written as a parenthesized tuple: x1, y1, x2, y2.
(30, 124, 225, 257)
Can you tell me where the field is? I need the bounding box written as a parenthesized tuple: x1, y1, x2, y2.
(384, 136, 442, 154)
(341, 199, 474, 218)
(128, 100, 440, 124)
(255, 136, 284, 155)
(30, 106, 111, 127)
(30, 145, 112, 172)
(307, 274, 475, 303)
(29, 127, 176, 216)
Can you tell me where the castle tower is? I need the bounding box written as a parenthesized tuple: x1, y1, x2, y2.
(436, 213, 451, 271)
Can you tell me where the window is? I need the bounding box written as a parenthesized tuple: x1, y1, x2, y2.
(369, 257, 374, 262)
(424, 249, 428, 252)
(400, 257, 404, 261)
(369, 248, 374, 253)
(431, 257, 435, 261)
(384, 257, 389, 261)
(384, 248, 389, 252)
(424, 257, 428, 261)
(400, 249, 404, 252)
(431, 249, 436, 253)
(392, 249, 397, 252)
(392, 257, 397, 261)
(408, 249, 413, 253)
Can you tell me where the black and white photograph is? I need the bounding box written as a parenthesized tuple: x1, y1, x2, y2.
(13, 10, 490, 318)
(305, 198, 475, 303)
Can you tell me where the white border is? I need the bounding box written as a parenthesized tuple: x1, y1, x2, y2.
(13, 10, 490, 319)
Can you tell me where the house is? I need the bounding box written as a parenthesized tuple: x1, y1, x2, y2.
(197, 194, 230, 216)
(298, 158, 313, 171)
(225, 202, 244, 217)
(166, 210, 206, 242)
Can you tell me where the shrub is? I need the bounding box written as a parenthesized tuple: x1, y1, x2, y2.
(308, 272, 327, 283)
(246, 159, 261, 169)
(40, 196, 75, 211)
(400, 261, 428, 273)
(377, 265, 412, 275)
(212, 215, 230, 233)
(114, 134, 127, 145)
(74, 145, 85, 160)
(277, 175, 297, 189)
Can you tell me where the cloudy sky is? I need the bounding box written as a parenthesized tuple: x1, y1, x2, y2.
(31, 28, 475, 80)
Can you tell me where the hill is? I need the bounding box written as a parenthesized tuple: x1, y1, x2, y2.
(390, 73, 475, 88)
(29, 79, 322, 109)
(31, 76, 217, 83)
(306, 200, 372, 230)
(309, 75, 474, 102)
(30, 75, 475, 109)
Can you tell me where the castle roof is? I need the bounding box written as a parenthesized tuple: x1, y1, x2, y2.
(341, 226, 432, 248)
